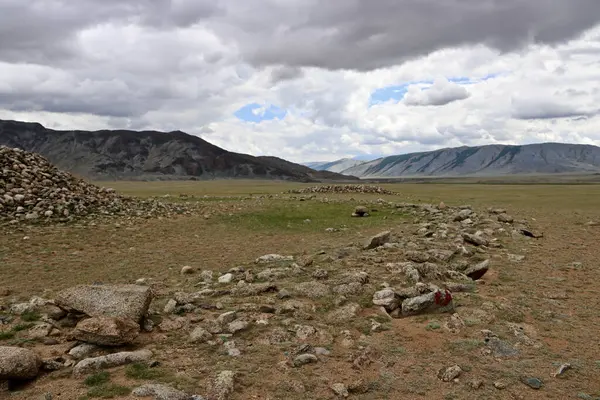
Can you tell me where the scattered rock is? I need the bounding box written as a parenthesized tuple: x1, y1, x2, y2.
(553, 363, 572, 377)
(331, 383, 349, 397)
(218, 274, 233, 284)
(293, 353, 318, 367)
(372, 288, 401, 311)
(68, 343, 99, 359)
(73, 316, 140, 346)
(208, 370, 235, 400)
(521, 376, 543, 390)
(132, 383, 192, 400)
(181, 266, 194, 275)
(0, 346, 41, 380)
(364, 231, 391, 250)
(438, 365, 462, 382)
(255, 254, 294, 264)
(353, 206, 369, 217)
(401, 289, 454, 317)
(463, 233, 489, 246)
(464, 259, 490, 280)
(189, 327, 213, 343)
(498, 213, 514, 223)
(55, 284, 152, 323)
(72, 349, 153, 377)
(164, 299, 177, 314)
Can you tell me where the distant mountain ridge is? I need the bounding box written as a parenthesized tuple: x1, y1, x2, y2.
(0, 119, 358, 182)
(337, 143, 600, 178)
(304, 158, 367, 173)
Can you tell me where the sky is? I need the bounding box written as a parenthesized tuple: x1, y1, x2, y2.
(1, 1, 600, 163)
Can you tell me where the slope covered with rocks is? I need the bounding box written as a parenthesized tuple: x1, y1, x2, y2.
(0, 196, 552, 399)
(0, 145, 193, 225)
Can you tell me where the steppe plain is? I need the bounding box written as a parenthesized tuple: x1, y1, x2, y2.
(1, 178, 600, 400)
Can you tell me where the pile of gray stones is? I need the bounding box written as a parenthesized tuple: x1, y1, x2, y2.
(0, 145, 193, 225)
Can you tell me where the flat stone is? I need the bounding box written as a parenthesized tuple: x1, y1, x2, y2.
(55, 284, 152, 323)
(74, 316, 140, 346)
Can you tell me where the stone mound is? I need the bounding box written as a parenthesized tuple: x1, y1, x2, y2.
(286, 184, 399, 195)
(0, 145, 191, 224)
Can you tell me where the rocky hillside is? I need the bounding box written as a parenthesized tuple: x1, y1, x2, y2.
(0, 119, 355, 182)
(337, 143, 600, 178)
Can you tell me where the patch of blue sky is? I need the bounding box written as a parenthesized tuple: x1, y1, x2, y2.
(234, 103, 287, 122)
(368, 72, 504, 106)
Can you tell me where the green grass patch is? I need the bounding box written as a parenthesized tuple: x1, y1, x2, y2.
(20, 311, 40, 322)
(84, 371, 110, 387)
(425, 321, 441, 331)
(0, 331, 15, 340)
(125, 362, 166, 380)
(215, 200, 407, 233)
(12, 322, 34, 332)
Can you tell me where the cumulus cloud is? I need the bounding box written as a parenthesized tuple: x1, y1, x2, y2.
(404, 78, 471, 106)
(0, 1, 600, 163)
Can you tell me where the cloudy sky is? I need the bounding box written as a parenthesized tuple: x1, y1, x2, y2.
(1, 0, 600, 163)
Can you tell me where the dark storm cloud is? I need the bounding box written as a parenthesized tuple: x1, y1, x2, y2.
(0, 0, 221, 64)
(225, 0, 600, 71)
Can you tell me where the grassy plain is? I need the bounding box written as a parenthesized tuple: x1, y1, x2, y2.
(1, 178, 600, 399)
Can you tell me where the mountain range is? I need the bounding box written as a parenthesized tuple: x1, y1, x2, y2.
(2, 118, 600, 181)
(0, 119, 357, 182)
(307, 143, 600, 178)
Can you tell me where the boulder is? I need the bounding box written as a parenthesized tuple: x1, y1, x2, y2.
(0, 346, 41, 380)
(74, 316, 140, 346)
(73, 349, 153, 377)
(55, 284, 152, 323)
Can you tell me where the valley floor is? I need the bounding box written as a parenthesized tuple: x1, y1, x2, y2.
(1, 181, 600, 400)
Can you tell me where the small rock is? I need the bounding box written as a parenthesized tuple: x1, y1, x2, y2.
(331, 383, 349, 397)
(218, 273, 233, 284)
(553, 363, 571, 377)
(227, 320, 249, 334)
(372, 288, 400, 311)
(438, 365, 462, 382)
(293, 353, 318, 367)
(189, 327, 213, 343)
(312, 269, 329, 280)
(364, 231, 391, 250)
(463, 233, 489, 247)
(494, 381, 507, 389)
(181, 266, 194, 275)
(521, 376, 543, 390)
(498, 213, 514, 223)
(353, 206, 369, 217)
(163, 299, 177, 314)
(464, 259, 490, 280)
(469, 379, 484, 389)
(68, 343, 99, 359)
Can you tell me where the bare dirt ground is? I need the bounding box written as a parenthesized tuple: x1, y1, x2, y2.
(1, 180, 600, 400)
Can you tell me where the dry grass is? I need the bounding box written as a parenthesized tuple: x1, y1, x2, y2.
(2, 179, 600, 399)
